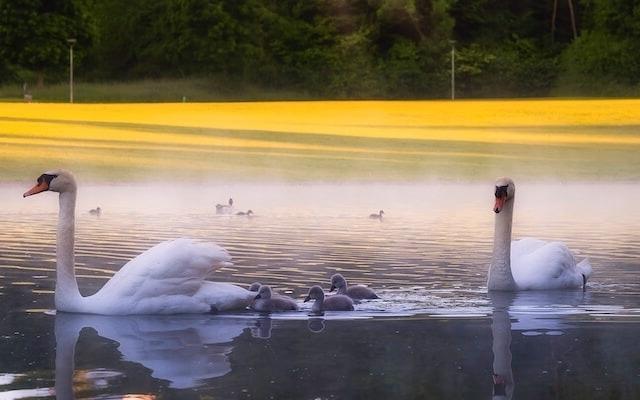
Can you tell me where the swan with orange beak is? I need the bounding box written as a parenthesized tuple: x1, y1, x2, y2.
(488, 177, 592, 291)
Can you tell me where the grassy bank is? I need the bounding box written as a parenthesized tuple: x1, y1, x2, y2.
(3, 78, 640, 104)
(0, 78, 311, 103)
(1, 99, 639, 182)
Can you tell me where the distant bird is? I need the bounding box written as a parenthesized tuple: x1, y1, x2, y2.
(304, 285, 354, 312)
(369, 210, 384, 219)
(251, 285, 299, 312)
(236, 210, 253, 216)
(23, 83, 32, 103)
(89, 206, 102, 216)
(330, 273, 379, 300)
(215, 198, 234, 214)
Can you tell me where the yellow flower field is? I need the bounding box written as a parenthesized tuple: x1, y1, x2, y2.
(1, 99, 639, 181)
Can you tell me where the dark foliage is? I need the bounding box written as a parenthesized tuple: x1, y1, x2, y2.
(0, 0, 637, 97)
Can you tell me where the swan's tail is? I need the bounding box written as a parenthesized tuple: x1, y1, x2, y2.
(577, 258, 592, 281)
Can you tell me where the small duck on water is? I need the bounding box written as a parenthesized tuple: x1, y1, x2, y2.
(215, 198, 233, 214)
(369, 210, 384, 220)
(89, 206, 102, 216)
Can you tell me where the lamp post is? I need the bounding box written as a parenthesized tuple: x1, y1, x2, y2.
(450, 40, 456, 100)
(67, 38, 76, 103)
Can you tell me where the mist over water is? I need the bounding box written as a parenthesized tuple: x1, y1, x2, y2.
(1, 181, 639, 399)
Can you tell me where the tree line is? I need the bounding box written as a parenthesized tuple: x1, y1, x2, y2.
(1, 0, 638, 98)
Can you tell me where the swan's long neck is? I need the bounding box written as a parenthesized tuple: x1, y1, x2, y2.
(488, 199, 517, 291)
(55, 190, 82, 309)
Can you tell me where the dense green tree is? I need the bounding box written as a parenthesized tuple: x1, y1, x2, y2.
(1, 0, 637, 97)
(375, 0, 454, 96)
(449, 0, 570, 96)
(0, 0, 93, 86)
(321, 0, 453, 97)
(88, 0, 336, 94)
(558, 0, 640, 93)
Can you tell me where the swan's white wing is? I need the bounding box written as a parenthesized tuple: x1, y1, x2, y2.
(511, 238, 548, 260)
(196, 282, 257, 312)
(90, 238, 233, 314)
(511, 240, 585, 290)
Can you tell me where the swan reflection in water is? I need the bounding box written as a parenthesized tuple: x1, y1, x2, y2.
(489, 290, 591, 400)
(54, 313, 254, 397)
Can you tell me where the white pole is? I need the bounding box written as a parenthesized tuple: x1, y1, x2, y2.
(68, 38, 76, 103)
(451, 44, 455, 100)
(69, 44, 74, 103)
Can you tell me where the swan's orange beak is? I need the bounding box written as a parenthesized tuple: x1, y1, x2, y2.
(494, 196, 506, 213)
(23, 181, 49, 197)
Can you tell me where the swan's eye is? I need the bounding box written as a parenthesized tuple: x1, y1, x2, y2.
(37, 174, 57, 184)
(495, 185, 508, 198)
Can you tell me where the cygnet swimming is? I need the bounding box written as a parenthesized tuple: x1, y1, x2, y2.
(304, 285, 354, 312)
(330, 273, 380, 300)
(251, 285, 299, 312)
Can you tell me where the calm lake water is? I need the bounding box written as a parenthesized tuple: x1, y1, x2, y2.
(1, 182, 639, 399)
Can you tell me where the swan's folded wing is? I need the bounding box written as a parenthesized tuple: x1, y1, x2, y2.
(511, 238, 548, 260)
(512, 241, 581, 289)
(98, 238, 232, 301)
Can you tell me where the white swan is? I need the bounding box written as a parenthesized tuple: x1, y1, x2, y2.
(488, 177, 592, 291)
(23, 170, 255, 314)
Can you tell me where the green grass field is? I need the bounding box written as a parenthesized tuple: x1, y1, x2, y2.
(0, 78, 310, 103)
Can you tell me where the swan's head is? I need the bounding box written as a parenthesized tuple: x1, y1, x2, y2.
(249, 282, 262, 292)
(379, 210, 385, 215)
(23, 169, 76, 197)
(254, 285, 272, 300)
(330, 273, 346, 292)
(304, 285, 325, 302)
(493, 177, 515, 213)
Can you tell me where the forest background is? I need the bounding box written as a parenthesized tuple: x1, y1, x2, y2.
(1, 0, 638, 100)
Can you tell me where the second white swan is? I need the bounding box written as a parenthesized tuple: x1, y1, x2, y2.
(488, 177, 592, 291)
